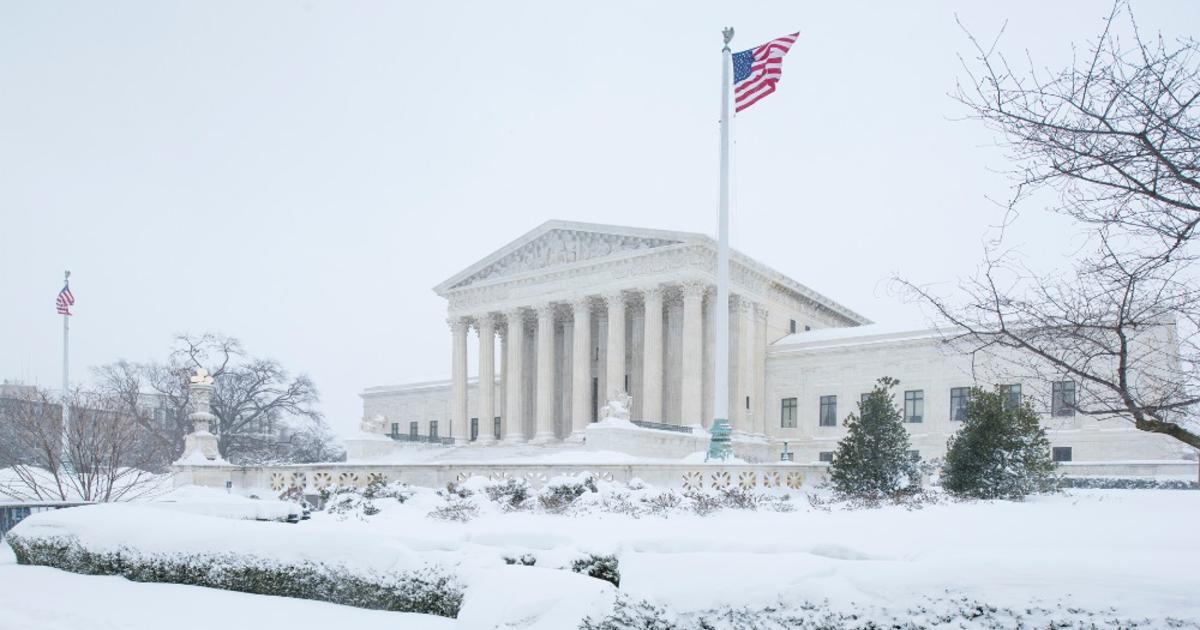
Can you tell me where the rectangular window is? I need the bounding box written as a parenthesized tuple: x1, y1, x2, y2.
(591, 377, 599, 422)
(746, 395, 750, 410)
(1052, 380, 1076, 417)
(860, 392, 870, 406)
(1052, 446, 1073, 462)
(904, 390, 924, 423)
(950, 387, 970, 421)
(470, 418, 479, 441)
(818, 451, 834, 463)
(805, 325, 812, 332)
(780, 398, 797, 428)
(429, 421, 439, 439)
(494, 416, 502, 440)
(1001, 384, 1022, 410)
(390, 422, 399, 436)
(789, 319, 797, 334)
(409, 421, 418, 438)
(819, 395, 837, 427)
(908, 449, 921, 462)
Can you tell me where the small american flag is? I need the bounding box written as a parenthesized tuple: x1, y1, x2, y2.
(732, 32, 799, 113)
(56, 282, 74, 316)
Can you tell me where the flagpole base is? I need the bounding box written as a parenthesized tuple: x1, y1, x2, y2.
(705, 418, 733, 461)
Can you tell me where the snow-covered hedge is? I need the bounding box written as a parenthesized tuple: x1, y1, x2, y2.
(582, 593, 1198, 629)
(5, 503, 464, 617)
(1058, 476, 1199, 490)
(6, 534, 462, 617)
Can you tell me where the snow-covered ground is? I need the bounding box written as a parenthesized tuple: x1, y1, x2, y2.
(3, 484, 1199, 628)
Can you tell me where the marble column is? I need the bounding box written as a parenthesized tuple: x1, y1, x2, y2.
(503, 308, 525, 442)
(476, 315, 496, 444)
(736, 298, 755, 432)
(754, 303, 769, 435)
(603, 291, 626, 402)
(641, 287, 664, 422)
(570, 297, 592, 436)
(498, 327, 507, 441)
(449, 317, 468, 441)
(533, 303, 556, 442)
(680, 282, 705, 424)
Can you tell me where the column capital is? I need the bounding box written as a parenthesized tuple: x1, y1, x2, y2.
(679, 280, 707, 300)
(504, 306, 526, 322)
(447, 316, 469, 334)
(475, 314, 496, 333)
(534, 302, 556, 319)
(734, 296, 754, 314)
(600, 291, 627, 307)
(640, 285, 665, 302)
(754, 302, 770, 322)
(570, 296, 593, 313)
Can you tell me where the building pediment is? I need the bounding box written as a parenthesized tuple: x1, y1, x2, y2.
(435, 221, 693, 293)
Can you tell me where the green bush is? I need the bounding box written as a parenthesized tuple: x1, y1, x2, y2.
(6, 534, 463, 618)
(942, 387, 1057, 500)
(571, 553, 620, 588)
(828, 377, 921, 499)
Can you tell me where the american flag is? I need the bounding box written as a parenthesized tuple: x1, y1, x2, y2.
(56, 282, 74, 316)
(732, 32, 799, 113)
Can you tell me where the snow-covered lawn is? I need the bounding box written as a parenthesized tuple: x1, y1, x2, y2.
(4, 482, 1199, 628)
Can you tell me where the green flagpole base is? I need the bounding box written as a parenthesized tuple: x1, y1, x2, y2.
(706, 418, 733, 461)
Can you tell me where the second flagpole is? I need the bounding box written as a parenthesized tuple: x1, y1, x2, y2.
(707, 28, 735, 460)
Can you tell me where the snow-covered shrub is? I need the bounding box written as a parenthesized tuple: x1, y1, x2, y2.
(319, 482, 412, 520)
(640, 490, 684, 515)
(428, 499, 479, 522)
(828, 377, 922, 500)
(571, 553, 620, 588)
(580, 594, 679, 629)
(942, 387, 1057, 500)
(1059, 477, 1199, 490)
(6, 534, 463, 617)
(537, 474, 599, 513)
(440, 480, 474, 500)
(483, 477, 530, 509)
(684, 490, 725, 516)
(502, 553, 537, 566)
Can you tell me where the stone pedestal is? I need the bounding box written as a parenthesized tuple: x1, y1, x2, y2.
(175, 369, 226, 465)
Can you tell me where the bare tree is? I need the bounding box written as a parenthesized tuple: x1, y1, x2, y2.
(0, 387, 165, 502)
(160, 333, 329, 464)
(902, 3, 1199, 452)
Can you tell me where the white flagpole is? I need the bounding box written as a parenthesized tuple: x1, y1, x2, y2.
(707, 28, 735, 460)
(61, 270, 71, 471)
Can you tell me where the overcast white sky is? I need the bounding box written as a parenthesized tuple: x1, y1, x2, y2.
(2, 1, 1196, 436)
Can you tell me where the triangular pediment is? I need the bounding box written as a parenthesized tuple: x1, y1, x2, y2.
(437, 221, 690, 292)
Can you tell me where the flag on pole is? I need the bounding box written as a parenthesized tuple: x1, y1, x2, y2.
(56, 282, 74, 315)
(732, 32, 799, 112)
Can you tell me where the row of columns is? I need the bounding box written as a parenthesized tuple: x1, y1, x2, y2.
(448, 283, 765, 442)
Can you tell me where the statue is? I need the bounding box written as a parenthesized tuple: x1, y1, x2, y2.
(601, 390, 633, 421)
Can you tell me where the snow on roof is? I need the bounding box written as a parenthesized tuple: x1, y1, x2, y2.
(772, 323, 955, 351)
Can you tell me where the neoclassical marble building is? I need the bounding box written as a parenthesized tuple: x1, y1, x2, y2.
(359, 220, 1195, 471)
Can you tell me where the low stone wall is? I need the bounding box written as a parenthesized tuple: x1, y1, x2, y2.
(174, 458, 1199, 496)
(582, 424, 774, 462)
(175, 462, 825, 494)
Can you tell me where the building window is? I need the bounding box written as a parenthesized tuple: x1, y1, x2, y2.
(745, 395, 750, 410)
(804, 325, 812, 331)
(390, 422, 399, 436)
(1052, 446, 1073, 462)
(1052, 380, 1076, 417)
(1001, 384, 1022, 410)
(780, 398, 797, 428)
(789, 319, 797, 334)
(904, 390, 924, 423)
(409, 421, 418, 438)
(908, 449, 921, 461)
(494, 416, 502, 440)
(950, 387, 970, 421)
(470, 418, 479, 441)
(819, 395, 837, 427)
(818, 451, 834, 463)
(429, 421, 439, 439)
